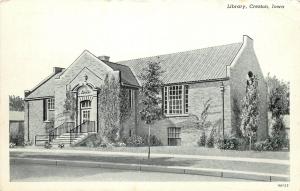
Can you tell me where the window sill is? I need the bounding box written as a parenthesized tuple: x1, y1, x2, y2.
(44, 120, 53, 123)
(164, 114, 189, 118)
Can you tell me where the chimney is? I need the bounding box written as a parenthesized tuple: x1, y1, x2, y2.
(53, 67, 64, 74)
(98, 55, 110, 62)
(24, 90, 31, 97)
(243, 35, 253, 46)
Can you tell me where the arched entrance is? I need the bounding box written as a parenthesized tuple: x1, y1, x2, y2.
(72, 82, 98, 133)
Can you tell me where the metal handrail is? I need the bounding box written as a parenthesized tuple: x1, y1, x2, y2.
(48, 121, 75, 138)
(35, 134, 60, 145)
(34, 121, 95, 146)
(69, 121, 96, 144)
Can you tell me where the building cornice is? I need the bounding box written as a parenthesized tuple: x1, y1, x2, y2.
(24, 96, 54, 101)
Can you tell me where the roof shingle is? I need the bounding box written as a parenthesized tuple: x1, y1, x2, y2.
(102, 60, 140, 87)
(117, 43, 243, 84)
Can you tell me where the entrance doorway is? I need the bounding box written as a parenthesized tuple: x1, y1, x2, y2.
(80, 100, 91, 124)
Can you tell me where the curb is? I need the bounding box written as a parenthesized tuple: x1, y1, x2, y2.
(10, 157, 289, 182)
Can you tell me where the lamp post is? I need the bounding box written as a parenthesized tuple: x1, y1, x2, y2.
(220, 82, 225, 139)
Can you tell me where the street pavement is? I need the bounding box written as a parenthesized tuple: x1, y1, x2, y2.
(10, 148, 290, 181)
(10, 163, 250, 182)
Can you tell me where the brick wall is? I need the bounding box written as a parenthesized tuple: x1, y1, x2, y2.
(229, 36, 268, 140)
(24, 100, 47, 142)
(25, 51, 123, 143)
(136, 80, 231, 146)
(120, 89, 138, 138)
(54, 51, 117, 131)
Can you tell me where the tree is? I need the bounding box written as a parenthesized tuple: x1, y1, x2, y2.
(9, 95, 24, 111)
(98, 74, 121, 143)
(139, 59, 164, 159)
(240, 74, 259, 150)
(266, 73, 289, 150)
(266, 73, 289, 118)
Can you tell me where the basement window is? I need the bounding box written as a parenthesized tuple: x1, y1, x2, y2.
(168, 127, 181, 146)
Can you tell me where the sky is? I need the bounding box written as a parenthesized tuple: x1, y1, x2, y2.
(1, 0, 300, 97)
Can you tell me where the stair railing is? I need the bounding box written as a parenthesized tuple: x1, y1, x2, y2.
(69, 121, 96, 145)
(48, 121, 75, 142)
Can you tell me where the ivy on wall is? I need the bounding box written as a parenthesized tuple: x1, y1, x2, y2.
(240, 74, 259, 150)
(120, 88, 131, 123)
(64, 86, 76, 121)
(97, 74, 131, 143)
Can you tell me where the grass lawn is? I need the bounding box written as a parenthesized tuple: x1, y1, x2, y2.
(22, 145, 289, 160)
(11, 151, 289, 175)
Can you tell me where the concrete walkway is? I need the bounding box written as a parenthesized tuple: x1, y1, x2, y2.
(10, 148, 289, 165)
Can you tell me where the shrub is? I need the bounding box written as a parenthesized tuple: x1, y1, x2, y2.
(252, 136, 289, 151)
(23, 141, 33, 146)
(284, 138, 290, 150)
(142, 135, 163, 146)
(44, 141, 52, 149)
(269, 135, 285, 151)
(197, 132, 206, 147)
(206, 134, 214, 148)
(217, 138, 239, 150)
(253, 138, 272, 151)
(206, 128, 216, 148)
(270, 116, 286, 150)
(99, 143, 108, 148)
(9, 132, 24, 146)
(123, 135, 146, 147)
(9, 143, 16, 148)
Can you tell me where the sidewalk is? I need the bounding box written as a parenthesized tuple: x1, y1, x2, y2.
(10, 148, 289, 181)
(10, 148, 289, 164)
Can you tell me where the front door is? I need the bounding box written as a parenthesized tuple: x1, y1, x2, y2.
(80, 100, 91, 123)
(80, 100, 91, 132)
(81, 109, 90, 123)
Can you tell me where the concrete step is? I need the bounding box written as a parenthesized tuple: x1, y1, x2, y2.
(50, 133, 89, 145)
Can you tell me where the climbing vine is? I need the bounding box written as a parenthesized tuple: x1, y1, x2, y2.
(98, 74, 131, 143)
(63, 86, 76, 121)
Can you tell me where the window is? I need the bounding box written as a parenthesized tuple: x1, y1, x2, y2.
(80, 100, 91, 108)
(47, 98, 55, 110)
(43, 98, 55, 121)
(163, 85, 188, 115)
(184, 85, 188, 113)
(168, 127, 181, 146)
(128, 89, 134, 109)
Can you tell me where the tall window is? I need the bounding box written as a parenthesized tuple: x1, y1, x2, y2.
(163, 85, 188, 115)
(47, 98, 55, 110)
(43, 98, 55, 121)
(128, 89, 134, 109)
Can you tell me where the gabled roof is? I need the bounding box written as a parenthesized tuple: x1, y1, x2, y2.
(25, 41, 244, 99)
(118, 42, 243, 85)
(26, 71, 63, 99)
(102, 60, 140, 87)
